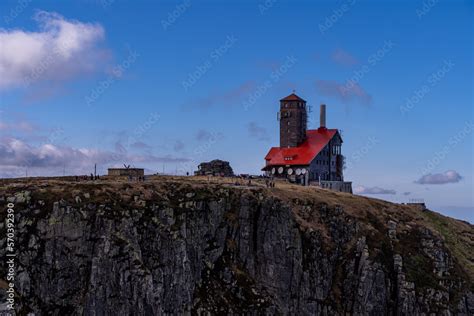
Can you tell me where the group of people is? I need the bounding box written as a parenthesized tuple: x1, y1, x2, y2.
(75, 174, 100, 181)
(265, 178, 276, 188)
(232, 176, 254, 186)
(128, 175, 146, 182)
(230, 176, 276, 188)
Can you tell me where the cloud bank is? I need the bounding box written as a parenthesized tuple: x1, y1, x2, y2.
(0, 10, 108, 90)
(354, 186, 396, 195)
(331, 49, 359, 67)
(415, 170, 462, 185)
(247, 122, 270, 141)
(0, 137, 190, 178)
(185, 81, 256, 110)
(315, 79, 372, 106)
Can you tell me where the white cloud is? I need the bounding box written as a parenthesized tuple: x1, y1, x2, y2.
(0, 10, 108, 90)
(415, 170, 462, 185)
(354, 185, 396, 195)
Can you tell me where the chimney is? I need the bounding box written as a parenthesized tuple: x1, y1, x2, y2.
(320, 104, 326, 128)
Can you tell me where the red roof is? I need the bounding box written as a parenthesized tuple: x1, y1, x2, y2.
(280, 93, 306, 102)
(263, 128, 338, 169)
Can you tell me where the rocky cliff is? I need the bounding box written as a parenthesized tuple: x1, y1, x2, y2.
(0, 177, 473, 315)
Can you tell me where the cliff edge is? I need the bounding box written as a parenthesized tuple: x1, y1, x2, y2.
(0, 176, 472, 315)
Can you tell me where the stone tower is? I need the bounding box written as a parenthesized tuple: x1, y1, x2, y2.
(279, 93, 307, 148)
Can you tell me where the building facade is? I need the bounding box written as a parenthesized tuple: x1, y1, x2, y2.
(279, 94, 308, 148)
(108, 168, 144, 177)
(263, 93, 352, 193)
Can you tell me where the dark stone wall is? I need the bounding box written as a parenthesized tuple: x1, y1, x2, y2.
(308, 133, 343, 181)
(279, 100, 307, 148)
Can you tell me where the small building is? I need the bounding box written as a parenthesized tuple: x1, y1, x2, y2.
(195, 160, 234, 177)
(404, 199, 427, 211)
(262, 93, 352, 193)
(108, 168, 144, 177)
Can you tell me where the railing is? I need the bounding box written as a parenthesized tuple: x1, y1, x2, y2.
(409, 198, 425, 204)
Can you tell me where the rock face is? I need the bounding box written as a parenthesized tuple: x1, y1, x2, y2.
(194, 160, 234, 177)
(0, 179, 472, 315)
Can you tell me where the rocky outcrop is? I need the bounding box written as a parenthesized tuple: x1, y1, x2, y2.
(0, 179, 472, 315)
(194, 160, 234, 177)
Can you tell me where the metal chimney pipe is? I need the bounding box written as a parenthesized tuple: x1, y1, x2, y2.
(320, 104, 326, 128)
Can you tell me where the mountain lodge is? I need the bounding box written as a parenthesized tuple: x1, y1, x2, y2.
(262, 93, 352, 193)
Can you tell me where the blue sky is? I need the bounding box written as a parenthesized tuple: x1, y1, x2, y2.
(0, 0, 472, 222)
